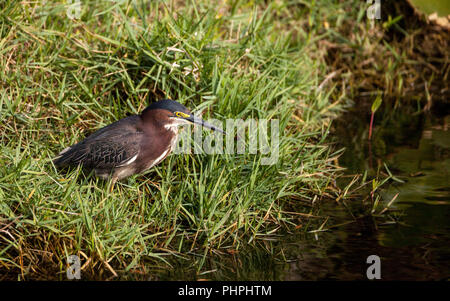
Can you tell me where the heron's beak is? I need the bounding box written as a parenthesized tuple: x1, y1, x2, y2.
(185, 115, 226, 135)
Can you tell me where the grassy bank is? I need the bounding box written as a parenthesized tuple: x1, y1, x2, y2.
(322, 0, 449, 109)
(0, 0, 349, 279)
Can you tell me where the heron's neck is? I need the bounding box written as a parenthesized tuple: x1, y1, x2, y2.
(164, 123, 179, 135)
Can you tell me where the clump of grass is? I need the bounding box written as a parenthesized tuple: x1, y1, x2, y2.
(0, 0, 344, 279)
(320, 0, 449, 109)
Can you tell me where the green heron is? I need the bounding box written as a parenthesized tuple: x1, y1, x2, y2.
(54, 99, 225, 183)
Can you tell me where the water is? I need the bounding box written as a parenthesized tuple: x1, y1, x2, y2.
(315, 106, 450, 280)
(268, 107, 450, 280)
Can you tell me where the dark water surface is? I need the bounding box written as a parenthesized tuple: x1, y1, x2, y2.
(312, 107, 450, 280)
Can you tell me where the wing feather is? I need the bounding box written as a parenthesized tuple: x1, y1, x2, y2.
(54, 116, 143, 170)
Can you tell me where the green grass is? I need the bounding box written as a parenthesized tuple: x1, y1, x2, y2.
(0, 0, 349, 279)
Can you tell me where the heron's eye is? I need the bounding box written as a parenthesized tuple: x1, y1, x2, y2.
(174, 111, 190, 118)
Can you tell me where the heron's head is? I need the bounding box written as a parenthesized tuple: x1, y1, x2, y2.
(143, 99, 226, 134)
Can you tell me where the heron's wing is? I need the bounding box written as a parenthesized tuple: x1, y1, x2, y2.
(54, 116, 143, 169)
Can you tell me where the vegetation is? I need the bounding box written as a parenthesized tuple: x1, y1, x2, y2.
(322, 0, 448, 108)
(0, 0, 347, 279)
(1, 0, 446, 280)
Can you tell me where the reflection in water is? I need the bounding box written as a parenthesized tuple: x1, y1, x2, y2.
(327, 108, 450, 280)
(282, 206, 449, 280)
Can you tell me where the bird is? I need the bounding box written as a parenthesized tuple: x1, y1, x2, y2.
(53, 99, 226, 184)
